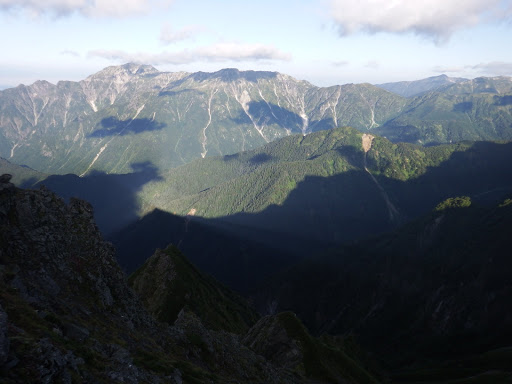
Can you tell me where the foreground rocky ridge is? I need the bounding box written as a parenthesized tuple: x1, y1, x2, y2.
(0, 175, 375, 383)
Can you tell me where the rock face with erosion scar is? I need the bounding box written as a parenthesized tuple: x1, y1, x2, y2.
(362, 133, 374, 153)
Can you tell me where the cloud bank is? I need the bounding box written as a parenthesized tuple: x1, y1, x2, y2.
(432, 66, 466, 74)
(470, 61, 512, 76)
(159, 24, 203, 44)
(329, 0, 512, 42)
(0, 0, 173, 18)
(88, 43, 291, 64)
(432, 62, 512, 77)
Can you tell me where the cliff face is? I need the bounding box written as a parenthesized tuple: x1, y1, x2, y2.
(0, 174, 377, 383)
(0, 175, 147, 324)
(0, 174, 165, 383)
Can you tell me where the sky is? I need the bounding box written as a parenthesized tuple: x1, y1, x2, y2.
(1, 0, 512, 89)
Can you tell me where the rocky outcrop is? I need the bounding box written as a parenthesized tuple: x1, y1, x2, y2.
(0, 176, 149, 328)
(0, 174, 164, 382)
(0, 304, 9, 366)
(243, 314, 303, 370)
(130, 245, 259, 334)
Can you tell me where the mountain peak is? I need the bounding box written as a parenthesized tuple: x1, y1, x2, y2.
(190, 68, 279, 83)
(376, 74, 468, 97)
(121, 62, 159, 74)
(85, 63, 159, 81)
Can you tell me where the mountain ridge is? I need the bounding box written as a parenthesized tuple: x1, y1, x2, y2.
(0, 65, 412, 175)
(376, 74, 468, 97)
(3, 65, 512, 176)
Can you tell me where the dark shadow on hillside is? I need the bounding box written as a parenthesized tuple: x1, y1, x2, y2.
(109, 209, 297, 294)
(231, 101, 336, 134)
(223, 153, 239, 162)
(259, 195, 512, 373)
(453, 101, 473, 112)
(308, 117, 336, 132)
(190, 68, 278, 83)
(111, 140, 512, 295)
(37, 161, 162, 235)
(88, 117, 166, 137)
(19, 177, 39, 189)
(249, 153, 273, 164)
(231, 101, 303, 133)
(158, 88, 204, 97)
(364, 140, 512, 218)
(374, 123, 422, 143)
(106, 139, 512, 374)
(494, 95, 512, 106)
(335, 145, 365, 168)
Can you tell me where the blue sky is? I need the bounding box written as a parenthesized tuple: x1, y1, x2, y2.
(1, 0, 512, 88)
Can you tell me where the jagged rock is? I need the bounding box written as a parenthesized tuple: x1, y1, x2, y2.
(170, 368, 182, 384)
(0, 173, 14, 192)
(0, 174, 12, 183)
(63, 323, 90, 342)
(0, 304, 9, 366)
(0, 183, 163, 381)
(36, 338, 83, 384)
(243, 313, 303, 370)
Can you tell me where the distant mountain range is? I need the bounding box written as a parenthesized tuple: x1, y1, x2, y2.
(0, 63, 403, 175)
(2, 64, 512, 177)
(376, 74, 468, 97)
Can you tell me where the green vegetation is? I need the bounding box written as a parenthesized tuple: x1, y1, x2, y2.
(435, 196, 472, 211)
(277, 312, 379, 384)
(137, 126, 512, 227)
(129, 245, 260, 334)
(139, 126, 456, 218)
(376, 77, 512, 145)
(111, 126, 512, 295)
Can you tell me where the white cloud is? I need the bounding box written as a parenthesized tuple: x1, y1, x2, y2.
(470, 61, 512, 76)
(0, 0, 173, 18)
(196, 43, 291, 62)
(159, 24, 203, 45)
(364, 60, 379, 69)
(432, 62, 512, 77)
(329, 0, 512, 42)
(88, 43, 291, 64)
(60, 49, 80, 57)
(432, 66, 465, 73)
(332, 60, 349, 67)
